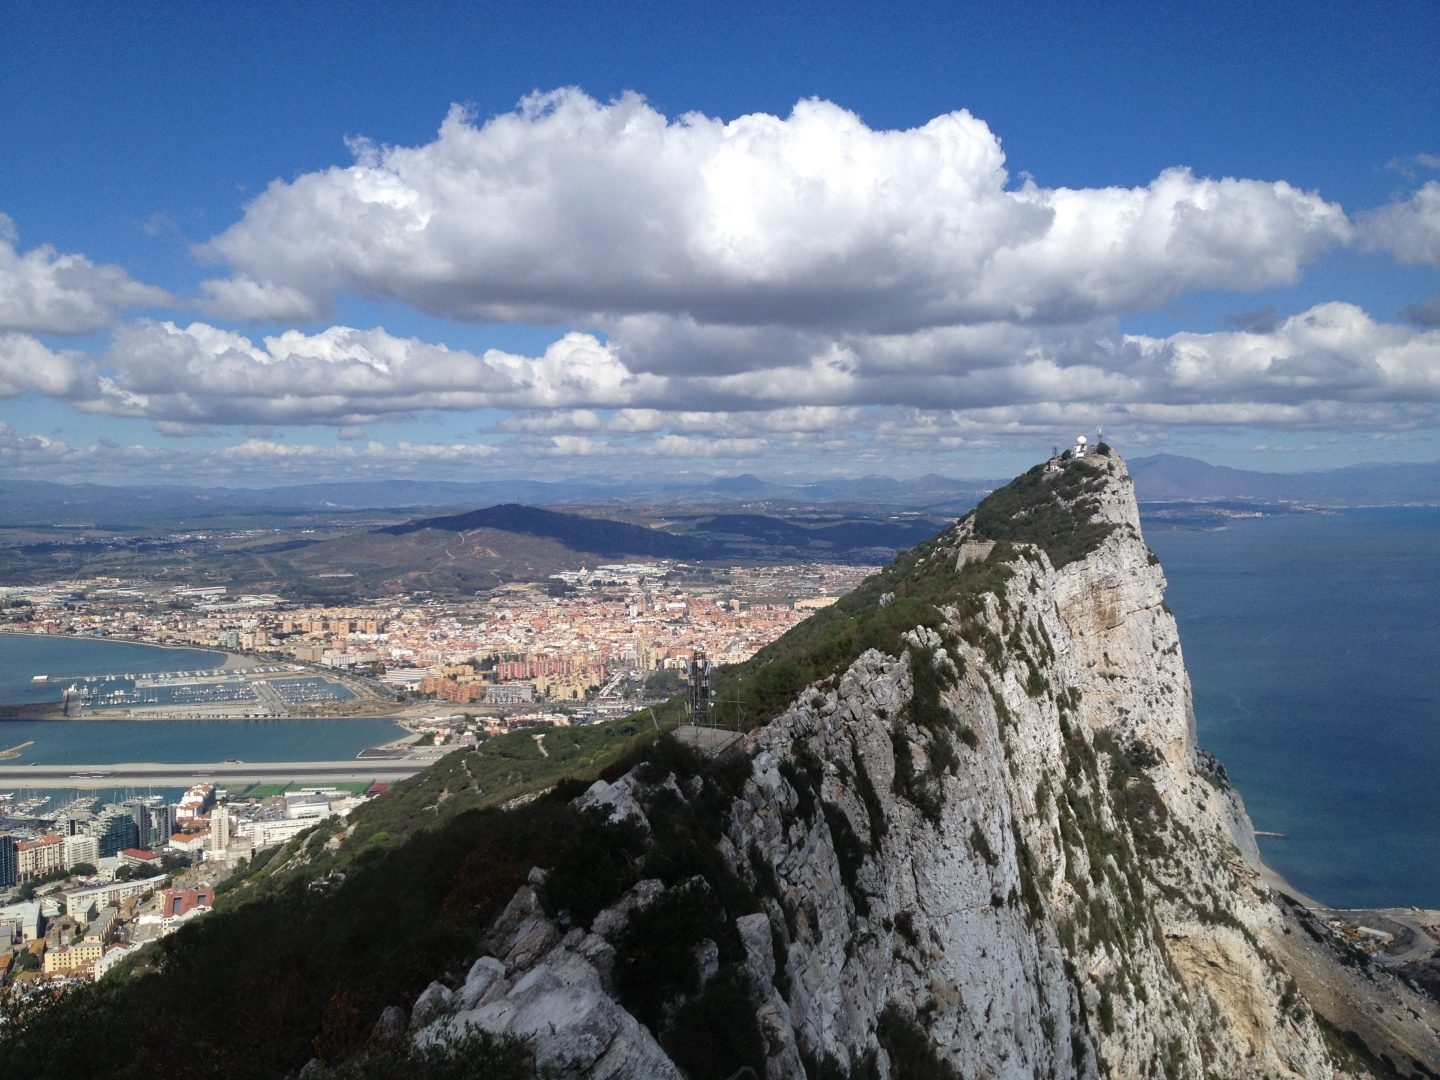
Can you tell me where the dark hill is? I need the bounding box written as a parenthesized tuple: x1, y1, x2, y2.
(695, 513, 941, 552)
(379, 503, 716, 560)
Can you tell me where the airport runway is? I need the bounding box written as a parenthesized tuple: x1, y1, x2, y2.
(0, 759, 430, 788)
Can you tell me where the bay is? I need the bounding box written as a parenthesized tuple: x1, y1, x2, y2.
(1146, 507, 1440, 910)
(0, 633, 225, 705)
(0, 634, 404, 764)
(0, 716, 406, 766)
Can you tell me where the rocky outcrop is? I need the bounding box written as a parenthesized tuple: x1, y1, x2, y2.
(403, 451, 1440, 1078)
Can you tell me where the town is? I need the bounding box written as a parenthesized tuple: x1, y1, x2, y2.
(0, 779, 388, 994)
(0, 558, 880, 1000)
(2, 560, 873, 716)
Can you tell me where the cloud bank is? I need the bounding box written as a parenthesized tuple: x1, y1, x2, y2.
(198, 90, 1350, 330)
(5, 90, 1439, 481)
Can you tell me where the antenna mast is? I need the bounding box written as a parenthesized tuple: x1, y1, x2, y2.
(688, 648, 711, 727)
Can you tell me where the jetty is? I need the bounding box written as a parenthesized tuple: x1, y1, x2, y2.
(0, 741, 35, 760)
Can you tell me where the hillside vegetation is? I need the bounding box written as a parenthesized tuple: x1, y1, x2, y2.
(0, 455, 1135, 1078)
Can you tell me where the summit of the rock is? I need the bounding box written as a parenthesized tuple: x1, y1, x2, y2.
(393, 446, 1440, 1079)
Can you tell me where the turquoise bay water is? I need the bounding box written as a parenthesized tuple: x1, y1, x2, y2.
(0, 634, 403, 763)
(1146, 508, 1440, 910)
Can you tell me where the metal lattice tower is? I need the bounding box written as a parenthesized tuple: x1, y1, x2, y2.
(688, 648, 711, 727)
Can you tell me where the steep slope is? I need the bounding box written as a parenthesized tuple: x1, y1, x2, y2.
(9, 452, 1435, 1079)
(400, 450, 1439, 1079)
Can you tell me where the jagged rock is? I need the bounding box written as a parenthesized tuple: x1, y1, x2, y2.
(693, 937, 719, 988)
(590, 878, 665, 940)
(411, 451, 1440, 1079)
(421, 946, 682, 1079)
(370, 1004, 407, 1043)
(456, 956, 508, 1011)
(577, 775, 651, 831)
(409, 980, 453, 1029)
(736, 913, 775, 989)
(484, 886, 562, 973)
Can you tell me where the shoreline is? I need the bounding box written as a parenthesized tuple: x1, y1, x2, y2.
(0, 626, 230, 660)
(0, 631, 401, 721)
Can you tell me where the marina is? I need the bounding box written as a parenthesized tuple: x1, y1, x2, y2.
(21, 663, 362, 720)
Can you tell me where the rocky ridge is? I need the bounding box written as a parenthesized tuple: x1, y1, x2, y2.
(401, 450, 1440, 1079)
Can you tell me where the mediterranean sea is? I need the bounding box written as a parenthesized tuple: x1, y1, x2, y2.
(1145, 506, 1440, 910)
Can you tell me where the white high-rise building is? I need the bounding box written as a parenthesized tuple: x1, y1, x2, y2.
(62, 833, 99, 870)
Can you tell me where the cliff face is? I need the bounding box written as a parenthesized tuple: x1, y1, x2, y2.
(406, 452, 1432, 1079)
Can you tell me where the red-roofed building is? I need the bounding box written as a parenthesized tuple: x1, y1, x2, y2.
(167, 832, 210, 856)
(364, 782, 389, 798)
(16, 835, 63, 882)
(159, 886, 214, 930)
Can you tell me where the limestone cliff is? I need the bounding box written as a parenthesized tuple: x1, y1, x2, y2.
(405, 451, 1440, 1079)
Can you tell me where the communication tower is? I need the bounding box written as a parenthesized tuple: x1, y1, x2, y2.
(687, 648, 711, 727)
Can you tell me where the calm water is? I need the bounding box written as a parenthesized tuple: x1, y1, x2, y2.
(0, 716, 405, 765)
(0, 634, 403, 763)
(0, 634, 225, 705)
(1147, 508, 1440, 910)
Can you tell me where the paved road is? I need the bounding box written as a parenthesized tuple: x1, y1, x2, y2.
(0, 759, 430, 788)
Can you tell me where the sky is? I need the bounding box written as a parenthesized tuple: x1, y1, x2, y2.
(2, 1, 1439, 487)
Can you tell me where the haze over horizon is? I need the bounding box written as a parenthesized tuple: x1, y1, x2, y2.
(3, 3, 1438, 487)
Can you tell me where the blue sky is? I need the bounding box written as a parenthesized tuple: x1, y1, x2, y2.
(2, 1, 1438, 485)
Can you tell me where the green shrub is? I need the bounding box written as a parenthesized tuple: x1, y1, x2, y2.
(877, 1004, 963, 1080)
(613, 879, 727, 1029)
(662, 969, 766, 1080)
(972, 460, 1116, 568)
(538, 807, 646, 927)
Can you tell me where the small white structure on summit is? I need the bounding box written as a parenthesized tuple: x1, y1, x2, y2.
(1074, 434, 1088, 458)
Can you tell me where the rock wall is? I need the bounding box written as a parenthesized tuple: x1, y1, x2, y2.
(406, 452, 1426, 1078)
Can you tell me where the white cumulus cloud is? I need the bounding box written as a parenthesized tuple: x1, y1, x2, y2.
(0, 215, 171, 335)
(80, 321, 667, 424)
(197, 90, 1350, 331)
(1359, 181, 1440, 266)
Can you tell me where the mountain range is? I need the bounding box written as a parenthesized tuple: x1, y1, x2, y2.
(4, 455, 1438, 530)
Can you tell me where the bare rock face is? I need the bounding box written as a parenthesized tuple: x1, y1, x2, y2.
(406, 451, 1439, 1078)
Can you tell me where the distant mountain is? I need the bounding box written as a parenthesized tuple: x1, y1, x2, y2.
(693, 513, 942, 553)
(1130, 454, 1440, 504)
(379, 504, 716, 560)
(0, 473, 995, 527)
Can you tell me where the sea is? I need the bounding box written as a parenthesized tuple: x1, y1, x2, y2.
(0, 633, 404, 766)
(1146, 507, 1440, 911)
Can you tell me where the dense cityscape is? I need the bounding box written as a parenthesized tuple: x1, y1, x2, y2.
(0, 558, 877, 996)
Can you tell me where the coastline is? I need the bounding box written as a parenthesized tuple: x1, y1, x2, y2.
(0, 631, 403, 721)
(0, 626, 230, 661)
